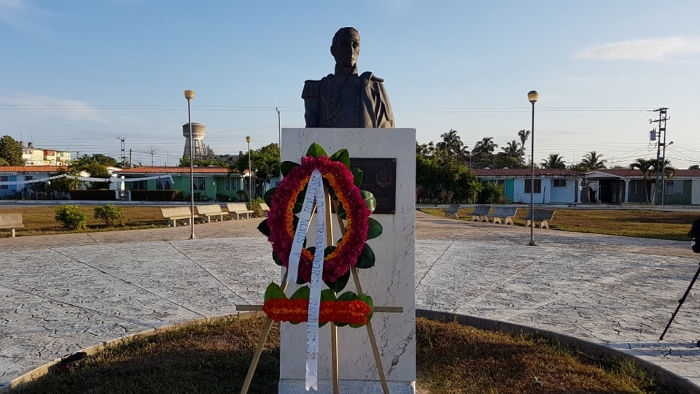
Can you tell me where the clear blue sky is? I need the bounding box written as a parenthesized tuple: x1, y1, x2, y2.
(2, 0, 700, 168)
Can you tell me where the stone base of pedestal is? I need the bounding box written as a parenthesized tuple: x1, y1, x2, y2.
(278, 379, 416, 394)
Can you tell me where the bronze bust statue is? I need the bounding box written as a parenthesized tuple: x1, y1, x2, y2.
(302, 27, 395, 128)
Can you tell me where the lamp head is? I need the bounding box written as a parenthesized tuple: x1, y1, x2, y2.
(184, 90, 195, 100)
(527, 90, 539, 103)
(246, 136, 251, 144)
(527, 90, 540, 103)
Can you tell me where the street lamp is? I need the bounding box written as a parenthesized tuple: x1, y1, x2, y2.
(184, 89, 196, 240)
(276, 107, 281, 179)
(527, 90, 539, 246)
(246, 136, 252, 201)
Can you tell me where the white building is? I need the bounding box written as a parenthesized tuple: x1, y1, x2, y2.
(21, 142, 72, 166)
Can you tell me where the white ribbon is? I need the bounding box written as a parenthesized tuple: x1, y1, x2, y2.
(305, 171, 326, 390)
(287, 170, 324, 283)
(284, 170, 327, 390)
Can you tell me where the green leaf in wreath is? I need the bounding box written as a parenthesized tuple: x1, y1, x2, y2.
(367, 218, 383, 240)
(325, 270, 350, 293)
(264, 282, 287, 302)
(281, 161, 299, 177)
(337, 291, 357, 301)
(290, 286, 310, 300)
(355, 243, 375, 269)
(306, 143, 328, 158)
(361, 190, 377, 213)
(263, 188, 276, 207)
(272, 250, 284, 266)
(293, 188, 306, 214)
(321, 289, 337, 302)
(257, 219, 270, 237)
(350, 167, 363, 187)
(337, 202, 346, 220)
(330, 149, 350, 167)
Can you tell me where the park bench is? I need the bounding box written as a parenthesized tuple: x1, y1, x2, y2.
(525, 209, 556, 229)
(259, 202, 270, 217)
(488, 207, 519, 225)
(0, 213, 24, 237)
(160, 207, 196, 227)
(444, 204, 461, 219)
(471, 205, 491, 222)
(196, 204, 226, 223)
(226, 202, 254, 220)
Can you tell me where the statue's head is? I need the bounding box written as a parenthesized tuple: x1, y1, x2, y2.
(331, 27, 360, 68)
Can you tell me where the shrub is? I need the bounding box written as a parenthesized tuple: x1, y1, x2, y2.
(94, 204, 126, 227)
(477, 182, 505, 204)
(54, 205, 87, 230)
(248, 197, 265, 216)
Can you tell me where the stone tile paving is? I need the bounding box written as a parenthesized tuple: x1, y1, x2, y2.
(0, 213, 699, 390)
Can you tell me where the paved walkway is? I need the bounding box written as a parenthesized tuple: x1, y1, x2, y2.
(1, 211, 699, 390)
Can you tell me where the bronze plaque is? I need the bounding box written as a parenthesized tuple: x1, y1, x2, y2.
(349, 158, 396, 214)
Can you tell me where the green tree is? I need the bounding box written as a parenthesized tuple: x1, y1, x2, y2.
(629, 158, 655, 203)
(436, 129, 465, 157)
(235, 143, 281, 184)
(0, 135, 24, 165)
(541, 154, 566, 169)
(579, 151, 607, 170)
(471, 137, 498, 169)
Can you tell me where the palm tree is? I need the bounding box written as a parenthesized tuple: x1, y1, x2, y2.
(629, 158, 654, 204)
(579, 151, 607, 170)
(541, 154, 566, 169)
(630, 158, 675, 204)
(436, 129, 464, 157)
(517, 129, 530, 154)
(471, 137, 498, 168)
(501, 140, 522, 157)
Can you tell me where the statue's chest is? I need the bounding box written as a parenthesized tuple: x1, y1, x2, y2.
(319, 76, 362, 127)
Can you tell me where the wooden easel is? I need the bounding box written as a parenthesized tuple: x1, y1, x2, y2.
(238, 192, 402, 394)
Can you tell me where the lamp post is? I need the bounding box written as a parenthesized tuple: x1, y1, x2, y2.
(527, 90, 538, 246)
(276, 107, 281, 179)
(184, 89, 196, 240)
(246, 136, 252, 201)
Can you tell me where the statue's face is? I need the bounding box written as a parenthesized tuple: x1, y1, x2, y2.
(331, 29, 360, 68)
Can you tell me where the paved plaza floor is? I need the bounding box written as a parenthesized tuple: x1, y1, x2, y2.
(1, 211, 699, 391)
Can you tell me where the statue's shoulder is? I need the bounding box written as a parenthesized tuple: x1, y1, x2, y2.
(360, 71, 385, 83)
(302, 75, 334, 98)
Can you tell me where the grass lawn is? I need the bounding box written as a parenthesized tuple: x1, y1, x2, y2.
(11, 315, 665, 394)
(0, 205, 184, 238)
(419, 207, 698, 241)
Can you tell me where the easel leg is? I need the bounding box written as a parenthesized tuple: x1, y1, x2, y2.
(351, 267, 390, 394)
(240, 272, 289, 394)
(331, 323, 340, 394)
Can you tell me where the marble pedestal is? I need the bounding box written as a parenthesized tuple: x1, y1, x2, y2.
(279, 128, 416, 393)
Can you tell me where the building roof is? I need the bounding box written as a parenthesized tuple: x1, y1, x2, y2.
(0, 166, 68, 173)
(118, 166, 242, 175)
(474, 167, 700, 179)
(474, 168, 577, 177)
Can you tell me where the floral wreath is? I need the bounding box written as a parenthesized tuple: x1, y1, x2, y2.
(259, 144, 382, 287)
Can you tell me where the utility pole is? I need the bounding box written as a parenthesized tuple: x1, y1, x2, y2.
(118, 137, 126, 168)
(649, 108, 669, 205)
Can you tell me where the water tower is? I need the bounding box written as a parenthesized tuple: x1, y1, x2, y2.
(182, 122, 206, 160)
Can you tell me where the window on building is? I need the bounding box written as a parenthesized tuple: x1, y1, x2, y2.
(132, 180, 147, 190)
(0, 176, 7, 190)
(553, 179, 566, 187)
(155, 178, 171, 190)
(630, 180, 644, 195)
(223, 177, 237, 191)
(524, 179, 541, 193)
(665, 180, 683, 195)
(194, 177, 206, 191)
